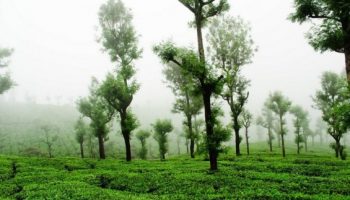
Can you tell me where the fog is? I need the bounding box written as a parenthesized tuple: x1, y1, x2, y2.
(0, 0, 345, 134)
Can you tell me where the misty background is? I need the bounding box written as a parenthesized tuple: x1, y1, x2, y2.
(0, 0, 346, 154)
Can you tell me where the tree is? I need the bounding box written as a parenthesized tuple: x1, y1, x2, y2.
(152, 119, 173, 160)
(207, 15, 255, 156)
(74, 117, 88, 158)
(290, 105, 308, 154)
(315, 117, 327, 144)
(40, 125, 58, 158)
(77, 78, 114, 159)
(98, 0, 142, 162)
(0, 47, 14, 95)
(257, 104, 275, 152)
(313, 71, 348, 158)
(136, 130, 151, 160)
(290, 0, 350, 81)
(178, 0, 229, 63)
(163, 63, 203, 158)
(154, 0, 229, 171)
(240, 109, 253, 155)
(266, 91, 292, 157)
(302, 117, 312, 152)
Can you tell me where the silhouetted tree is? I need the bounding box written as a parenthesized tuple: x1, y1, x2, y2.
(74, 117, 88, 158)
(40, 125, 58, 158)
(240, 109, 253, 155)
(153, 119, 173, 160)
(266, 91, 292, 157)
(290, 105, 308, 154)
(257, 104, 275, 152)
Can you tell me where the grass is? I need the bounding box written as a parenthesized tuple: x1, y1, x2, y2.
(0, 143, 349, 200)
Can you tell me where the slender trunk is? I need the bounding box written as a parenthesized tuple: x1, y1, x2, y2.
(186, 140, 189, 154)
(203, 91, 217, 171)
(120, 110, 132, 161)
(335, 139, 340, 158)
(312, 136, 315, 146)
(123, 133, 132, 161)
(98, 135, 105, 159)
(345, 46, 350, 82)
(233, 117, 241, 156)
(277, 133, 281, 148)
(177, 140, 180, 155)
(196, 17, 205, 64)
(297, 131, 300, 155)
(280, 115, 286, 157)
(245, 127, 249, 155)
(80, 142, 84, 158)
(268, 127, 273, 152)
(186, 115, 195, 158)
(304, 137, 308, 152)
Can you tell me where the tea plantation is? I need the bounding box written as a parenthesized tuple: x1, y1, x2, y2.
(0, 151, 349, 199)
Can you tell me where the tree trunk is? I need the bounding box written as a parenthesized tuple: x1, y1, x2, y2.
(233, 117, 241, 156)
(277, 133, 281, 148)
(345, 47, 350, 82)
(280, 115, 286, 157)
(195, 17, 205, 64)
(297, 132, 300, 155)
(98, 135, 105, 159)
(186, 114, 195, 158)
(123, 133, 132, 161)
(120, 110, 132, 161)
(304, 137, 308, 152)
(335, 139, 341, 158)
(268, 127, 273, 152)
(203, 91, 217, 171)
(245, 127, 249, 155)
(80, 142, 84, 158)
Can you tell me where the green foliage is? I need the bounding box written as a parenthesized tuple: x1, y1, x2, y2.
(290, 105, 308, 152)
(74, 118, 88, 144)
(290, 0, 350, 53)
(240, 109, 253, 129)
(77, 78, 114, 140)
(136, 130, 151, 160)
(0, 154, 350, 199)
(152, 119, 174, 160)
(0, 47, 14, 95)
(179, 0, 230, 27)
(98, 0, 142, 64)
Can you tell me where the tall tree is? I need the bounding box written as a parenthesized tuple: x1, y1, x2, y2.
(313, 71, 348, 158)
(290, 105, 308, 154)
(77, 78, 114, 159)
(98, 0, 142, 161)
(40, 125, 58, 158)
(290, 0, 350, 81)
(257, 105, 275, 152)
(163, 64, 203, 158)
(74, 117, 88, 158)
(152, 119, 173, 161)
(0, 47, 14, 95)
(240, 109, 253, 155)
(177, 0, 229, 171)
(315, 117, 327, 144)
(136, 129, 151, 160)
(207, 16, 255, 156)
(178, 0, 229, 63)
(266, 91, 292, 157)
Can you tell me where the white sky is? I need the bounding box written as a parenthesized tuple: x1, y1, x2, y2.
(0, 0, 345, 128)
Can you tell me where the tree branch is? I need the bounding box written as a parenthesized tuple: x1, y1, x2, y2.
(179, 1, 195, 13)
